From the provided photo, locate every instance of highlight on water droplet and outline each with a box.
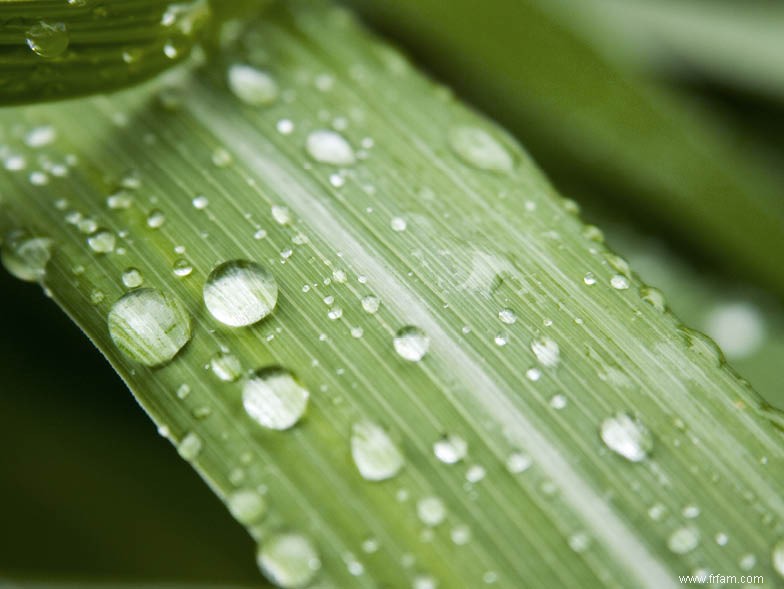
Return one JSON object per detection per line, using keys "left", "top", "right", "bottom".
{"left": 257, "top": 531, "right": 321, "bottom": 588}
{"left": 107, "top": 288, "right": 192, "bottom": 367}
{"left": 242, "top": 367, "right": 309, "bottom": 430}
{"left": 351, "top": 420, "right": 404, "bottom": 481}
{"left": 210, "top": 350, "right": 242, "bottom": 382}
{"left": 599, "top": 412, "right": 653, "bottom": 463}
{"left": 26, "top": 21, "right": 69, "bottom": 58}
{"left": 433, "top": 434, "right": 468, "bottom": 464}
{"left": 531, "top": 336, "right": 560, "bottom": 367}
{"left": 227, "top": 64, "right": 279, "bottom": 106}
{"left": 1, "top": 233, "right": 53, "bottom": 282}
{"left": 393, "top": 325, "right": 429, "bottom": 362}
{"left": 203, "top": 260, "right": 278, "bottom": 327}
{"left": 227, "top": 489, "right": 267, "bottom": 525}
{"left": 448, "top": 125, "right": 513, "bottom": 173}
{"left": 306, "top": 129, "right": 355, "bottom": 165}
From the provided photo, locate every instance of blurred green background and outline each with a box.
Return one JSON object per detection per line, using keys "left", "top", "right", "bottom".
{"left": 2, "top": 0, "right": 783, "bottom": 584}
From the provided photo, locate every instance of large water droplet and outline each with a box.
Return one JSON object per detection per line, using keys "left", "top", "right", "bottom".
{"left": 203, "top": 260, "right": 278, "bottom": 327}
{"left": 242, "top": 367, "right": 309, "bottom": 430}
{"left": 433, "top": 434, "right": 468, "bottom": 464}
{"left": 227, "top": 489, "right": 267, "bottom": 525}
{"left": 257, "top": 532, "right": 321, "bottom": 588}
{"left": 667, "top": 526, "right": 700, "bottom": 555}
{"left": 1, "top": 234, "right": 53, "bottom": 282}
{"left": 227, "top": 64, "right": 279, "bottom": 106}
{"left": 600, "top": 412, "right": 653, "bottom": 462}
{"left": 531, "top": 336, "right": 560, "bottom": 367}
{"left": 306, "top": 130, "right": 355, "bottom": 166}
{"left": 351, "top": 420, "right": 404, "bottom": 481}
{"left": 26, "top": 21, "right": 69, "bottom": 58}
{"left": 393, "top": 326, "right": 429, "bottom": 361}
{"left": 107, "top": 288, "right": 192, "bottom": 366}
{"left": 449, "top": 126, "right": 513, "bottom": 173}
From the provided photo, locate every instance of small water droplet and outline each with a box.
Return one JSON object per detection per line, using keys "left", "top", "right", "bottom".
{"left": 107, "top": 190, "right": 134, "bottom": 210}
{"left": 177, "top": 431, "right": 202, "bottom": 461}
{"left": 531, "top": 336, "right": 560, "bottom": 367}
{"left": 227, "top": 64, "right": 278, "bottom": 106}
{"left": 121, "top": 267, "right": 143, "bottom": 288}
{"left": 772, "top": 538, "right": 784, "bottom": 578}
{"left": 583, "top": 272, "right": 597, "bottom": 286}
{"left": 242, "top": 367, "right": 309, "bottom": 430}
{"left": 227, "top": 489, "right": 266, "bottom": 524}
{"left": 498, "top": 308, "right": 517, "bottom": 324}
{"left": 277, "top": 119, "right": 294, "bottom": 135}
{"left": 715, "top": 532, "right": 729, "bottom": 546}
{"left": 451, "top": 524, "right": 471, "bottom": 545}
{"left": 361, "top": 295, "right": 380, "bottom": 314}
{"left": 26, "top": 21, "right": 69, "bottom": 58}
{"left": 640, "top": 286, "right": 666, "bottom": 312}
{"left": 393, "top": 326, "right": 429, "bottom": 361}
{"left": 192, "top": 194, "right": 209, "bottom": 210}
{"left": 417, "top": 496, "right": 446, "bottom": 527}
{"left": 465, "top": 464, "right": 485, "bottom": 483}
{"left": 413, "top": 575, "right": 438, "bottom": 589}
{"left": 25, "top": 125, "right": 56, "bottom": 148}
{"left": 306, "top": 130, "right": 355, "bottom": 165}
{"left": 549, "top": 394, "right": 567, "bottom": 409}
{"left": 667, "top": 526, "right": 699, "bottom": 555}
{"left": 257, "top": 532, "right": 321, "bottom": 588}
{"left": 1, "top": 234, "right": 53, "bottom": 282}
{"left": 210, "top": 351, "right": 242, "bottom": 382}
{"left": 449, "top": 126, "right": 513, "bottom": 173}
{"left": 107, "top": 288, "right": 191, "bottom": 366}
{"left": 525, "top": 368, "right": 541, "bottom": 381}
{"left": 146, "top": 209, "right": 166, "bottom": 228}
{"left": 433, "top": 434, "right": 468, "bottom": 464}
{"left": 390, "top": 217, "right": 407, "bottom": 232}
{"left": 212, "top": 147, "right": 232, "bottom": 167}
{"left": 610, "top": 275, "right": 629, "bottom": 290}
{"left": 203, "top": 260, "right": 278, "bottom": 327}
{"left": 351, "top": 420, "right": 404, "bottom": 481}
{"left": 494, "top": 333, "right": 508, "bottom": 347}
{"left": 568, "top": 532, "right": 591, "bottom": 553}
{"left": 272, "top": 205, "right": 292, "bottom": 225}
{"left": 87, "top": 229, "right": 116, "bottom": 253}
{"left": 506, "top": 452, "right": 531, "bottom": 474}
{"left": 600, "top": 412, "right": 652, "bottom": 462}
{"left": 172, "top": 258, "right": 193, "bottom": 277}
{"left": 327, "top": 307, "right": 343, "bottom": 320}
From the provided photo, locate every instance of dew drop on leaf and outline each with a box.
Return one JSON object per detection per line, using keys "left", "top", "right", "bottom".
{"left": 227, "top": 489, "right": 267, "bottom": 525}
{"left": 257, "top": 532, "right": 321, "bottom": 588}
{"left": 506, "top": 452, "right": 532, "bottom": 474}
{"left": 351, "top": 420, "right": 404, "bottom": 481}
{"left": 498, "top": 308, "right": 517, "bottom": 324}
{"left": 600, "top": 412, "right": 653, "bottom": 462}
{"left": 242, "top": 367, "right": 309, "bottom": 430}
{"left": 640, "top": 286, "right": 666, "bottom": 312}
{"left": 177, "top": 431, "right": 202, "bottom": 461}
{"left": 393, "top": 326, "right": 429, "bottom": 361}
{"left": 306, "top": 129, "right": 355, "bottom": 165}
{"left": 203, "top": 260, "right": 278, "bottom": 327}
{"left": 361, "top": 295, "right": 380, "bottom": 314}
{"left": 87, "top": 229, "right": 116, "bottom": 254}
{"left": 26, "top": 21, "right": 69, "bottom": 58}
{"left": 433, "top": 433, "right": 468, "bottom": 464}
{"left": 1, "top": 234, "right": 53, "bottom": 282}
{"left": 667, "top": 526, "right": 700, "bottom": 555}
{"left": 210, "top": 350, "right": 242, "bottom": 382}
{"left": 121, "top": 267, "right": 143, "bottom": 288}
{"left": 417, "top": 496, "right": 446, "bottom": 527}
{"left": 448, "top": 126, "right": 513, "bottom": 173}
{"left": 772, "top": 539, "right": 784, "bottom": 578}
{"left": 146, "top": 209, "right": 166, "bottom": 228}
{"left": 531, "top": 336, "right": 560, "bottom": 368}
{"left": 107, "top": 288, "right": 192, "bottom": 366}
{"left": 227, "top": 64, "right": 279, "bottom": 106}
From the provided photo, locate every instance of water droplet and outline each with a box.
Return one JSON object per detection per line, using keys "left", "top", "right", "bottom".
{"left": 177, "top": 431, "right": 202, "bottom": 461}
{"left": 772, "top": 538, "right": 784, "bottom": 578}
{"left": 122, "top": 267, "right": 143, "bottom": 288}
{"left": 327, "top": 307, "right": 343, "bottom": 320}
{"left": 610, "top": 275, "right": 629, "bottom": 290}
{"left": 1, "top": 234, "right": 53, "bottom": 282}
{"left": 682, "top": 504, "right": 700, "bottom": 519}
{"left": 361, "top": 295, "right": 380, "bottom": 314}
{"left": 192, "top": 194, "right": 209, "bottom": 210}
{"left": 146, "top": 209, "right": 166, "bottom": 228}
{"left": 449, "top": 126, "right": 513, "bottom": 173}
{"left": 26, "top": 21, "right": 69, "bottom": 58}
{"left": 466, "top": 464, "right": 485, "bottom": 483}
{"left": 506, "top": 452, "right": 531, "bottom": 474}
{"left": 393, "top": 326, "right": 429, "bottom": 361}
{"left": 227, "top": 489, "right": 266, "bottom": 524}
{"left": 272, "top": 205, "right": 292, "bottom": 225}
{"left": 107, "top": 190, "right": 134, "bottom": 210}
{"left": 306, "top": 130, "right": 355, "bottom": 165}
{"left": 210, "top": 351, "right": 242, "bottom": 382}
{"left": 257, "top": 532, "right": 321, "bottom": 588}
{"left": 525, "top": 368, "right": 541, "bottom": 381}
{"left": 715, "top": 532, "right": 728, "bottom": 546}
{"left": 361, "top": 537, "right": 380, "bottom": 554}
{"left": 667, "top": 526, "right": 699, "bottom": 555}
{"left": 351, "top": 420, "right": 404, "bottom": 481}
{"left": 704, "top": 302, "right": 765, "bottom": 360}
{"left": 433, "top": 434, "right": 468, "bottom": 464}
{"left": 640, "top": 286, "right": 666, "bottom": 312}
{"left": 107, "top": 288, "right": 191, "bottom": 366}
{"left": 25, "top": 125, "right": 56, "bottom": 148}
{"left": 87, "top": 229, "right": 116, "bottom": 254}
{"left": 212, "top": 147, "right": 232, "bottom": 167}
{"left": 203, "top": 260, "right": 278, "bottom": 327}
{"left": 227, "top": 64, "right": 278, "bottom": 106}
{"left": 531, "top": 336, "right": 560, "bottom": 367}
{"left": 583, "top": 272, "right": 597, "bottom": 286}
{"left": 172, "top": 258, "right": 193, "bottom": 277}
{"left": 549, "top": 394, "right": 567, "bottom": 409}
{"left": 242, "top": 367, "right": 309, "bottom": 430}
{"left": 417, "top": 496, "right": 446, "bottom": 527}
{"left": 600, "top": 412, "right": 652, "bottom": 462}
{"left": 498, "top": 308, "right": 517, "bottom": 324}
{"left": 451, "top": 524, "right": 471, "bottom": 545}
{"left": 390, "top": 217, "right": 407, "bottom": 232}
{"left": 277, "top": 119, "right": 294, "bottom": 135}
{"left": 413, "top": 575, "right": 438, "bottom": 589}
{"left": 569, "top": 532, "right": 591, "bottom": 553}
{"left": 494, "top": 333, "right": 508, "bottom": 347}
